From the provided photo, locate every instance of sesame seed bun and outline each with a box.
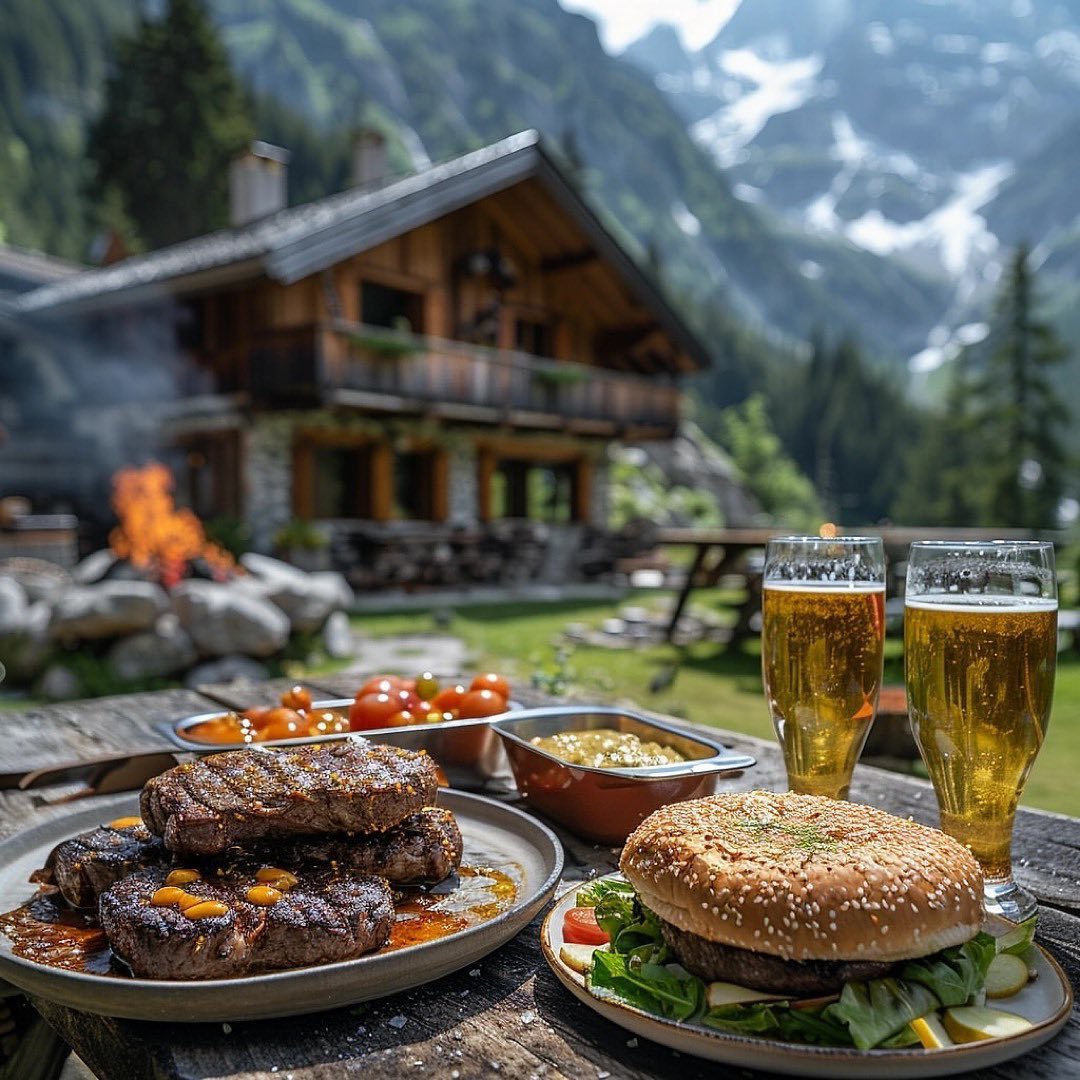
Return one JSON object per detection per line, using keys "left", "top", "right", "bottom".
{"left": 619, "top": 791, "right": 984, "bottom": 964}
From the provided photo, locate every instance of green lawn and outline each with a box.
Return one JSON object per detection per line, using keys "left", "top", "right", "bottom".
{"left": 349, "top": 589, "right": 1080, "bottom": 818}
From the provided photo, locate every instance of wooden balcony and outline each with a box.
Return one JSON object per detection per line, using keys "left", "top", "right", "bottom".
{"left": 244, "top": 321, "right": 681, "bottom": 437}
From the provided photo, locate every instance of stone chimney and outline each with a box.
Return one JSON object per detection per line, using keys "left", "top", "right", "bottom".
{"left": 351, "top": 129, "right": 387, "bottom": 189}
{"left": 229, "top": 141, "right": 290, "bottom": 227}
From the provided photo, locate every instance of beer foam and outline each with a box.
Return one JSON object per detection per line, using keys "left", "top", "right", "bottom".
{"left": 763, "top": 581, "right": 885, "bottom": 593}
{"left": 905, "top": 595, "right": 1057, "bottom": 612}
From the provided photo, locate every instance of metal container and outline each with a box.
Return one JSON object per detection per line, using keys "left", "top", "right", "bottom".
{"left": 492, "top": 707, "right": 756, "bottom": 844}
{"left": 162, "top": 700, "right": 517, "bottom": 789}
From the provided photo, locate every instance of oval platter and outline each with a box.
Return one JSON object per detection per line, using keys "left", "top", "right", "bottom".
{"left": 0, "top": 789, "right": 563, "bottom": 1022}
{"left": 541, "top": 875, "right": 1072, "bottom": 1079}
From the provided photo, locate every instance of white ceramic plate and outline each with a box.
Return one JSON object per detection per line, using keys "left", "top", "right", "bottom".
{"left": 541, "top": 876, "right": 1073, "bottom": 1079}
{"left": 0, "top": 789, "right": 563, "bottom": 1022}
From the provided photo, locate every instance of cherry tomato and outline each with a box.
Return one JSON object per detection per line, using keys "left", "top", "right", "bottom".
{"left": 458, "top": 688, "right": 508, "bottom": 719}
{"left": 432, "top": 684, "right": 467, "bottom": 712}
{"left": 408, "top": 698, "right": 433, "bottom": 720}
{"left": 260, "top": 707, "right": 306, "bottom": 741}
{"left": 349, "top": 693, "right": 405, "bottom": 731}
{"left": 385, "top": 710, "right": 417, "bottom": 727}
{"left": 563, "top": 907, "right": 609, "bottom": 946}
{"left": 356, "top": 675, "right": 402, "bottom": 697}
{"left": 280, "top": 685, "right": 312, "bottom": 712}
{"left": 416, "top": 671, "right": 439, "bottom": 700}
{"left": 241, "top": 706, "right": 273, "bottom": 731}
{"left": 470, "top": 672, "right": 511, "bottom": 700}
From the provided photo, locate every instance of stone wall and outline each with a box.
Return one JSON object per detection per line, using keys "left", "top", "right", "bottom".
{"left": 448, "top": 442, "right": 478, "bottom": 525}
{"left": 590, "top": 458, "right": 610, "bottom": 530}
{"left": 245, "top": 415, "right": 295, "bottom": 552}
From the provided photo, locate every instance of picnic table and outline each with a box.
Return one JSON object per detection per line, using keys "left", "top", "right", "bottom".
{"left": 0, "top": 674, "right": 1077, "bottom": 1079}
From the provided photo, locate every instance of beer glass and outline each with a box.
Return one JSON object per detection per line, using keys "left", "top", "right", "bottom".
{"left": 905, "top": 541, "right": 1056, "bottom": 922}
{"left": 762, "top": 537, "right": 886, "bottom": 799}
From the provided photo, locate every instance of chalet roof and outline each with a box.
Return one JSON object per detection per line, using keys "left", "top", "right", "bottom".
{"left": 15, "top": 130, "right": 709, "bottom": 370}
{"left": 0, "top": 244, "right": 83, "bottom": 296}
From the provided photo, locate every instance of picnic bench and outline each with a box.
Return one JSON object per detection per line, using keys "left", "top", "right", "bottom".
{"left": 0, "top": 675, "right": 1077, "bottom": 1079}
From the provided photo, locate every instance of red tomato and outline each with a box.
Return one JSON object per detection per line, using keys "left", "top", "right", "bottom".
{"left": 563, "top": 907, "right": 609, "bottom": 946}
{"left": 356, "top": 675, "right": 402, "bottom": 697}
{"left": 408, "top": 698, "right": 433, "bottom": 720}
{"left": 470, "top": 672, "right": 511, "bottom": 700}
{"left": 384, "top": 710, "right": 417, "bottom": 727}
{"left": 432, "top": 684, "right": 467, "bottom": 712}
{"left": 280, "top": 685, "right": 313, "bottom": 712}
{"left": 260, "top": 707, "right": 306, "bottom": 741}
{"left": 458, "top": 688, "right": 508, "bottom": 719}
{"left": 241, "top": 706, "right": 273, "bottom": 730}
{"left": 349, "top": 692, "right": 405, "bottom": 731}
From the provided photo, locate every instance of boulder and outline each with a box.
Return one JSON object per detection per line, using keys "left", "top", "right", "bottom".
{"left": 0, "top": 558, "right": 71, "bottom": 603}
{"left": 184, "top": 655, "right": 270, "bottom": 689}
{"left": 321, "top": 609, "right": 353, "bottom": 659}
{"left": 0, "top": 601, "right": 54, "bottom": 683}
{"left": 48, "top": 582, "right": 168, "bottom": 642}
{"left": 0, "top": 577, "right": 28, "bottom": 636}
{"left": 240, "top": 553, "right": 353, "bottom": 633}
{"left": 35, "top": 663, "right": 83, "bottom": 701}
{"left": 172, "top": 579, "right": 290, "bottom": 658}
{"left": 71, "top": 549, "right": 119, "bottom": 585}
{"left": 107, "top": 616, "right": 198, "bottom": 681}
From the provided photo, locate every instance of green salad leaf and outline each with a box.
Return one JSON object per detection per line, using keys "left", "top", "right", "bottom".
{"left": 576, "top": 878, "right": 635, "bottom": 909}
{"left": 822, "top": 978, "right": 941, "bottom": 1050}
{"left": 900, "top": 932, "right": 997, "bottom": 1007}
{"left": 702, "top": 1002, "right": 780, "bottom": 1036}
{"left": 995, "top": 916, "right": 1037, "bottom": 957}
{"left": 588, "top": 950, "right": 704, "bottom": 1021}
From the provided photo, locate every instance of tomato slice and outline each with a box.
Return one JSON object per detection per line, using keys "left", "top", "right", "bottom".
{"left": 562, "top": 906, "right": 609, "bottom": 946}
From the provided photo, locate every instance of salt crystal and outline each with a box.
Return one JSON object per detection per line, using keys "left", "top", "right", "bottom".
{"left": 388, "top": 1015, "right": 407, "bottom": 1030}
{"left": 469, "top": 968, "right": 481, "bottom": 977}
{"left": 221, "top": 1023, "right": 232, "bottom": 1034}
{"left": 520, "top": 1010, "right": 536, "bottom": 1025}
{"left": 626, "top": 1038, "right": 638, "bottom": 1048}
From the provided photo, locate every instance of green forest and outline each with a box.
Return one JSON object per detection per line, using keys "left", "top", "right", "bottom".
{"left": 3, "top": 0, "right": 1074, "bottom": 531}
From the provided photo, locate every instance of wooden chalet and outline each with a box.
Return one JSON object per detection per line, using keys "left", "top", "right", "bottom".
{"left": 13, "top": 131, "right": 710, "bottom": 584}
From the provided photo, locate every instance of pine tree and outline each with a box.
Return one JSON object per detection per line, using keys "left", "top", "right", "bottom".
{"left": 86, "top": 0, "right": 253, "bottom": 250}
{"left": 975, "top": 246, "right": 1070, "bottom": 529}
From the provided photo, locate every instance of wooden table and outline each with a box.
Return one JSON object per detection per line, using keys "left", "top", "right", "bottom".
{"left": 0, "top": 676, "right": 1077, "bottom": 1079}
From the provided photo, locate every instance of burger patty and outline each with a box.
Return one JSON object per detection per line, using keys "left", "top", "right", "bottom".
{"left": 661, "top": 921, "right": 895, "bottom": 997}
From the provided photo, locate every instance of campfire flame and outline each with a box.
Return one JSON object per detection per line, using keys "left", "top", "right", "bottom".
{"left": 109, "top": 463, "right": 235, "bottom": 588}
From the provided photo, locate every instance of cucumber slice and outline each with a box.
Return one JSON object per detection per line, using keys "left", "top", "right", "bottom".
{"left": 985, "top": 953, "right": 1029, "bottom": 999}
{"left": 942, "top": 1006, "right": 1034, "bottom": 1043}
{"left": 705, "top": 981, "right": 785, "bottom": 1008}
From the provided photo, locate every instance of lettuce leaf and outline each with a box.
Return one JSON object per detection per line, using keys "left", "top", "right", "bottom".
{"left": 822, "top": 978, "right": 941, "bottom": 1050}
{"left": 899, "top": 932, "right": 997, "bottom": 1007}
{"left": 995, "top": 916, "right": 1037, "bottom": 956}
{"left": 576, "top": 878, "right": 635, "bottom": 909}
{"left": 588, "top": 950, "right": 704, "bottom": 1021}
{"left": 703, "top": 1002, "right": 780, "bottom": 1036}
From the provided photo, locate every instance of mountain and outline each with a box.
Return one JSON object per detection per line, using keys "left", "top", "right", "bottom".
{"left": 1, "top": 0, "right": 950, "bottom": 370}
{"left": 625, "top": 0, "right": 1080, "bottom": 373}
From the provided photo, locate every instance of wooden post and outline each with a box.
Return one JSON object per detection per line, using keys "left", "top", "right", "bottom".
{"left": 573, "top": 457, "right": 591, "bottom": 524}
{"left": 430, "top": 449, "right": 449, "bottom": 522}
{"left": 370, "top": 441, "right": 393, "bottom": 521}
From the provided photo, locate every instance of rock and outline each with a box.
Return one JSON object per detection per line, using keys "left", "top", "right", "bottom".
{"left": 107, "top": 616, "right": 198, "bottom": 681}
{"left": 0, "top": 577, "right": 28, "bottom": 636}
{"left": 321, "top": 610, "right": 353, "bottom": 659}
{"left": 0, "top": 558, "right": 71, "bottom": 603}
{"left": 240, "top": 553, "right": 353, "bottom": 633}
{"left": 35, "top": 663, "right": 83, "bottom": 701}
{"left": 184, "top": 655, "right": 270, "bottom": 689}
{"left": 0, "top": 601, "right": 54, "bottom": 683}
{"left": 48, "top": 582, "right": 169, "bottom": 642}
{"left": 172, "top": 579, "right": 290, "bottom": 658}
{"left": 71, "top": 549, "right": 119, "bottom": 585}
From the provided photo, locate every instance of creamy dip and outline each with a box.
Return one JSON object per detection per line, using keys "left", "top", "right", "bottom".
{"left": 530, "top": 729, "right": 686, "bottom": 768}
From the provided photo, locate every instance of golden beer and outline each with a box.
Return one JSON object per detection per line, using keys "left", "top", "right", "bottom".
{"left": 762, "top": 584, "right": 885, "bottom": 799}
{"left": 904, "top": 596, "right": 1056, "bottom": 882}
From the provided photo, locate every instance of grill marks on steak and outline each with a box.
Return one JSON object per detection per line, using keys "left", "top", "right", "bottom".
{"left": 100, "top": 865, "right": 393, "bottom": 979}
{"left": 34, "top": 808, "right": 463, "bottom": 908}
{"left": 660, "top": 921, "right": 895, "bottom": 997}
{"left": 141, "top": 741, "right": 439, "bottom": 856}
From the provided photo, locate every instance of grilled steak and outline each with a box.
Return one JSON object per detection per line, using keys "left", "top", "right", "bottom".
{"left": 661, "top": 922, "right": 895, "bottom": 997}
{"left": 141, "top": 740, "right": 439, "bottom": 856}
{"left": 100, "top": 864, "right": 393, "bottom": 979}
{"left": 35, "top": 808, "right": 463, "bottom": 908}
{"left": 30, "top": 822, "right": 166, "bottom": 909}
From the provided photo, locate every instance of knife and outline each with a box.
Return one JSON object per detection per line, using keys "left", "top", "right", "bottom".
{"left": 17, "top": 750, "right": 187, "bottom": 800}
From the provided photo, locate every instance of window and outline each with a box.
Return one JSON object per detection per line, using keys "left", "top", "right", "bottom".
{"left": 393, "top": 450, "right": 436, "bottom": 520}
{"left": 491, "top": 459, "right": 575, "bottom": 522}
{"left": 312, "top": 445, "right": 373, "bottom": 518}
{"left": 361, "top": 282, "right": 424, "bottom": 333}
{"left": 515, "top": 319, "right": 552, "bottom": 357}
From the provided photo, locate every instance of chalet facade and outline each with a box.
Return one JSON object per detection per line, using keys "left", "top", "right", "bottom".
{"left": 12, "top": 132, "right": 709, "bottom": 581}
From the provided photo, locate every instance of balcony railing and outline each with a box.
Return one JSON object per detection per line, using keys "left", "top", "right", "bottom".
{"left": 246, "top": 321, "right": 681, "bottom": 435}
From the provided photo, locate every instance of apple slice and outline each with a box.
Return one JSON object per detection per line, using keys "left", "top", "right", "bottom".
{"left": 910, "top": 1013, "right": 955, "bottom": 1049}
{"left": 942, "top": 1006, "right": 1034, "bottom": 1043}
{"left": 559, "top": 942, "right": 600, "bottom": 975}
{"left": 985, "top": 953, "right": 1030, "bottom": 999}
{"left": 706, "top": 981, "right": 785, "bottom": 1008}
